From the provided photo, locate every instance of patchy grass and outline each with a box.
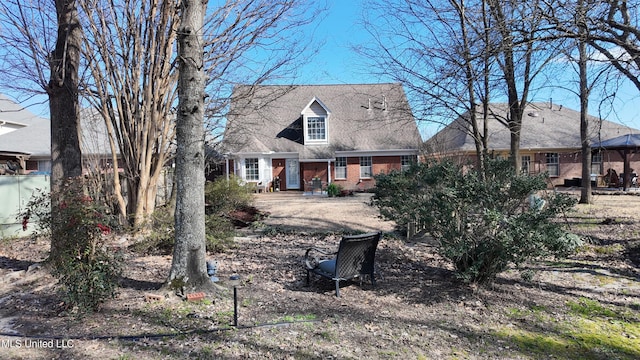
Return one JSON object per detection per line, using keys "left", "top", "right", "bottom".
{"left": 497, "top": 297, "right": 640, "bottom": 360}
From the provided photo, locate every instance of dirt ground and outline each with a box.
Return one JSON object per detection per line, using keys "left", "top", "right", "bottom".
{"left": 253, "top": 192, "right": 396, "bottom": 233}
{"left": 0, "top": 191, "right": 639, "bottom": 359}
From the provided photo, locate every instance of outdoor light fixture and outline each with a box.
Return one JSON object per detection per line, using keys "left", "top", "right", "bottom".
{"left": 229, "top": 274, "right": 241, "bottom": 327}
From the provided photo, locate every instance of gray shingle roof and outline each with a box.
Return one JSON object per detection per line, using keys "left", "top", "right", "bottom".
{"left": 0, "top": 94, "right": 116, "bottom": 158}
{"left": 222, "top": 83, "right": 422, "bottom": 159}
{"left": 425, "top": 102, "right": 640, "bottom": 153}
{"left": 0, "top": 94, "right": 50, "bottom": 157}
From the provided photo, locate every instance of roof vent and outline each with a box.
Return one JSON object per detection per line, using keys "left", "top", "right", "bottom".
{"left": 528, "top": 111, "right": 539, "bottom": 117}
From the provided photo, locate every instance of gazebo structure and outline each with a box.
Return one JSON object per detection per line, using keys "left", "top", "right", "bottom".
{"left": 594, "top": 133, "right": 640, "bottom": 191}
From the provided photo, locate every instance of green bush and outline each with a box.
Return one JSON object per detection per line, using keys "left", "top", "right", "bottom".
{"left": 205, "top": 175, "right": 253, "bottom": 215}
{"left": 21, "top": 179, "right": 122, "bottom": 312}
{"left": 135, "top": 176, "right": 254, "bottom": 255}
{"left": 205, "top": 214, "right": 236, "bottom": 253}
{"left": 131, "top": 206, "right": 175, "bottom": 255}
{"left": 326, "top": 183, "right": 342, "bottom": 197}
{"left": 372, "top": 158, "right": 580, "bottom": 284}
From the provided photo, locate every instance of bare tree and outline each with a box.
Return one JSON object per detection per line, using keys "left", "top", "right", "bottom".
{"left": 359, "top": 0, "right": 497, "bottom": 172}
{"left": 485, "top": 0, "right": 563, "bottom": 172}
{"left": 589, "top": 0, "right": 640, "bottom": 91}
{"left": 201, "top": 0, "right": 322, "bottom": 146}
{"left": 78, "top": 0, "right": 319, "bottom": 229}
{"left": 542, "top": 0, "right": 628, "bottom": 200}
{"left": 0, "top": 1, "right": 83, "bottom": 186}
{"left": 585, "top": 0, "right": 640, "bottom": 190}
{"left": 0, "top": 0, "right": 84, "bottom": 261}
{"left": 79, "top": 0, "right": 179, "bottom": 228}
{"left": 167, "top": 0, "right": 321, "bottom": 291}
{"left": 0, "top": 1, "right": 55, "bottom": 96}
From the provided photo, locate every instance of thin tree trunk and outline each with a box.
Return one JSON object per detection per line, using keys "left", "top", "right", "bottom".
{"left": 578, "top": 2, "right": 593, "bottom": 204}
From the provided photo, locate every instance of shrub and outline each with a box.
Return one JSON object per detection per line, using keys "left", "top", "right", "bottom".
{"left": 326, "top": 183, "right": 342, "bottom": 197}
{"left": 203, "top": 175, "right": 256, "bottom": 252}
{"left": 372, "top": 158, "right": 580, "bottom": 284}
{"left": 20, "top": 179, "right": 122, "bottom": 312}
{"left": 205, "top": 175, "right": 253, "bottom": 215}
{"left": 134, "top": 176, "right": 254, "bottom": 255}
{"left": 131, "top": 206, "right": 175, "bottom": 255}
{"left": 19, "top": 187, "right": 52, "bottom": 237}
{"left": 205, "top": 214, "right": 236, "bottom": 252}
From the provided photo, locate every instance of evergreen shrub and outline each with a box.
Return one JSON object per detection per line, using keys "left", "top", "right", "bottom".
{"left": 372, "top": 159, "right": 580, "bottom": 284}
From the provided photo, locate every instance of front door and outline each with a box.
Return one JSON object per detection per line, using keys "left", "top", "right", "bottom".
{"left": 286, "top": 159, "right": 300, "bottom": 189}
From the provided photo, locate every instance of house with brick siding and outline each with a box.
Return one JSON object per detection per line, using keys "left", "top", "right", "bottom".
{"left": 221, "top": 83, "right": 422, "bottom": 191}
{"left": 424, "top": 102, "right": 640, "bottom": 188}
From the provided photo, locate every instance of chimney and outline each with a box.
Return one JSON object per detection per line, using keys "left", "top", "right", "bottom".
{"left": 382, "top": 95, "right": 387, "bottom": 111}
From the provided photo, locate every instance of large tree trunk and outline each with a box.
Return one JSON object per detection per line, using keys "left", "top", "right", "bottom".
{"left": 48, "top": 0, "right": 83, "bottom": 262}
{"left": 167, "top": 0, "right": 212, "bottom": 292}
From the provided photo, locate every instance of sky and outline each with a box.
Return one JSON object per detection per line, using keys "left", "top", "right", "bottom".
{"left": 291, "top": 0, "right": 640, "bottom": 139}
{"left": 3, "top": 0, "right": 640, "bottom": 140}
{"left": 288, "top": 0, "right": 373, "bottom": 85}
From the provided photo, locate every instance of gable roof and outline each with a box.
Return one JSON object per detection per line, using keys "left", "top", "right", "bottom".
{"left": 425, "top": 102, "right": 640, "bottom": 154}
{"left": 222, "top": 83, "right": 422, "bottom": 160}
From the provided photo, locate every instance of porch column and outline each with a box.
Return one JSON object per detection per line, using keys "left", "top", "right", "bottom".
{"left": 327, "top": 160, "right": 331, "bottom": 184}
{"left": 225, "top": 157, "right": 230, "bottom": 181}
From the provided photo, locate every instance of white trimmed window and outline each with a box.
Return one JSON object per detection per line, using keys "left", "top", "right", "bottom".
{"left": 521, "top": 155, "right": 531, "bottom": 174}
{"left": 360, "top": 156, "right": 372, "bottom": 178}
{"left": 307, "top": 116, "right": 326, "bottom": 141}
{"left": 335, "top": 157, "right": 347, "bottom": 179}
{"left": 302, "top": 98, "right": 330, "bottom": 144}
{"left": 401, "top": 155, "right": 414, "bottom": 171}
{"left": 546, "top": 153, "right": 559, "bottom": 177}
{"left": 245, "top": 158, "right": 259, "bottom": 181}
{"left": 591, "top": 151, "right": 602, "bottom": 175}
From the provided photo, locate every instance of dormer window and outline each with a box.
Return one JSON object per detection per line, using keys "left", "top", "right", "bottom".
{"left": 302, "top": 97, "right": 330, "bottom": 145}
{"left": 307, "top": 116, "right": 326, "bottom": 141}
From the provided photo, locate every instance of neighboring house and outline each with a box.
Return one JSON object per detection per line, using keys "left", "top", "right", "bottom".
{"left": 0, "top": 93, "right": 117, "bottom": 175}
{"left": 424, "top": 102, "right": 640, "bottom": 187}
{"left": 0, "top": 94, "right": 51, "bottom": 174}
{"left": 221, "top": 83, "right": 422, "bottom": 191}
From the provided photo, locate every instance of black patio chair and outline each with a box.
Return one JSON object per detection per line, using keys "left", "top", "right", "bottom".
{"left": 304, "top": 231, "right": 382, "bottom": 297}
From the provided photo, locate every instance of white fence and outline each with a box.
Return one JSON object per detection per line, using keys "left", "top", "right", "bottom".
{"left": 0, "top": 175, "right": 49, "bottom": 238}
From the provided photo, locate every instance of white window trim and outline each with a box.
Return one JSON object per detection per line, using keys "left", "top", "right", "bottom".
{"left": 304, "top": 115, "right": 328, "bottom": 144}
{"left": 238, "top": 156, "right": 272, "bottom": 184}
{"left": 244, "top": 158, "right": 260, "bottom": 181}
{"left": 301, "top": 97, "right": 331, "bottom": 145}
{"left": 521, "top": 155, "right": 531, "bottom": 174}
{"left": 335, "top": 157, "right": 347, "bottom": 179}
{"left": 401, "top": 155, "right": 415, "bottom": 171}
{"left": 360, "top": 156, "right": 372, "bottom": 179}
{"left": 546, "top": 153, "right": 559, "bottom": 177}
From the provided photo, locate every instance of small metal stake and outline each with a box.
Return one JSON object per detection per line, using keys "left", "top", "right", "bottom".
{"left": 229, "top": 274, "right": 241, "bottom": 327}
{"left": 233, "top": 286, "right": 238, "bottom": 327}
